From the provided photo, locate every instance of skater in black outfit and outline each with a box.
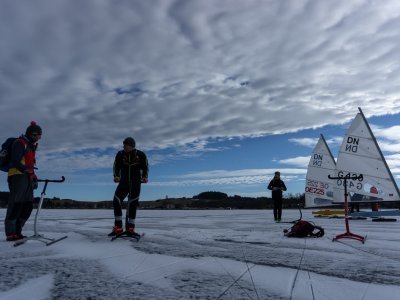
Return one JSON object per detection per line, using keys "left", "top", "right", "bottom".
{"left": 108, "top": 137, "right": 148, "bottom": 237}
{"left": 267, "top": 171, "right": 287, "bottom": 222}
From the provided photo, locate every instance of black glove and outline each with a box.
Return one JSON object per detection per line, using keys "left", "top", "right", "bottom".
{"left": 29, "top": 173, "right": 38, "bottom": 190}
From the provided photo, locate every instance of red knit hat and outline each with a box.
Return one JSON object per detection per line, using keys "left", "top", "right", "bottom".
{"left": 26, "top": 121, "right": 42, "bottom": 136}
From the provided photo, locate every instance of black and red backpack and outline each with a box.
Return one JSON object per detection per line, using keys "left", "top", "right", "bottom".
{"left": 0, "top": 137, "right": 19, "bottom": 172}
{"left": 284, "top": 220, "right": 324, "bottom": 238}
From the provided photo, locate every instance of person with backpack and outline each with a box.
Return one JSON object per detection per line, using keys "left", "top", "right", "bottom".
{"left": 4, "top": 121, "right": 42, "bottom": 241}
{"left": 108, "top": 137, "right": 148, "bottom": 237}
{"left": 267, "top": 171, "right": 287, "bottom": 222}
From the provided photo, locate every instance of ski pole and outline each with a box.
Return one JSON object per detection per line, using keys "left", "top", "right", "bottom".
{"left": 33, "top": 176, "right": 65, "bottom": 236}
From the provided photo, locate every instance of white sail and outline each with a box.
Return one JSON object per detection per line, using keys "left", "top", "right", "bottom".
{"left": 333, "top": 108, "right": 400, "bottom": 203}
{"left": 305, "top": 134, "right": 337, "bottom": 207}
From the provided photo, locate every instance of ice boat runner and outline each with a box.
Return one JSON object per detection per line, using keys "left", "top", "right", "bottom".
{"left": 333, "top": 108, "right": 400, "bottom": 218}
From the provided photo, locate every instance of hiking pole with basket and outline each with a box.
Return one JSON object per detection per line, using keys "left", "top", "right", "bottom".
{"left": 14, "top": 176, "right": 68, "bottom": 247}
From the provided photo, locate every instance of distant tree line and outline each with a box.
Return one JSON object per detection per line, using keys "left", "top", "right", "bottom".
{"left": 0, "top": 190, "right": 305, "bottom": 209}
{"left": 187, "top": 192, "right": 305, "bottom": 209}
{"left": 1, "top": 190, "right": 399, "bottom": 210}
{"left": 195, "top": 191, "right": 228, "bottom": 200}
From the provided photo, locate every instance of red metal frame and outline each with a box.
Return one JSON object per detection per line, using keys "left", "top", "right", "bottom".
{"left": 329, "top": 174, "right": 365, "bottom": 243}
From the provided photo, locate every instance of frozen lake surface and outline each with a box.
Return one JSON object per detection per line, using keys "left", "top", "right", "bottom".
{"left": 1, "top": 208, "right": 399, "bottom": 300}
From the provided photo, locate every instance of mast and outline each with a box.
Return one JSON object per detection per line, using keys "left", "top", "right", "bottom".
{"left": 320, "top": 134, "right": 336, "bottom": 166}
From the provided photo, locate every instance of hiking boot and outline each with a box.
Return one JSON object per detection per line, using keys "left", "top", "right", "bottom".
{"left": 6, "top": 234, "right": 20, "bottom": 242}
{"left": 108, "top": 226, "right": 123, "bottom": 237}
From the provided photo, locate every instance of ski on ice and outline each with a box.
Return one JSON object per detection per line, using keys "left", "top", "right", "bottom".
{"left": 110, "top": 231, "right": 144, "bottom": 242}
{"left": 14, "top": 235, "right": 68, "bottom": 247}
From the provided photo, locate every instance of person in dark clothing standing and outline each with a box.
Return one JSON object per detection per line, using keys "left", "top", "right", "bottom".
{"left": 267, "top": 171, "right": 287, "bottom": 222}
{"left": 108, "top": 137, "right": 148, "bottom": 236}
{"left": 4, "top": 121, "right": 41, "bottom": 241}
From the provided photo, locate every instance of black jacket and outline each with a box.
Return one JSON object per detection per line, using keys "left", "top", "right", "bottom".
{"left": 267, "top": 179, "right": 287, "bottom": 198}
{"left": 113, "top": 149, "right": 148, "bottom": 183}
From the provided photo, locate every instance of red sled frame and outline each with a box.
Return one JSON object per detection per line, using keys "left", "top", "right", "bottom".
{"left": 328, "top": 174, "right": 366, "bottom": 243}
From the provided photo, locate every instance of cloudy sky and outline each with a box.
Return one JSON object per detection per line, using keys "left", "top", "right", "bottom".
{"left": 1, "top": 0, "right": 400, "bottom": 201}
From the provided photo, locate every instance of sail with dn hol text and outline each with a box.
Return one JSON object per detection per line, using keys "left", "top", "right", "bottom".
{"left": 332, "top": 108, "right": 400, "bottom": 204}
{"left": 305, "top": 134, "right": 337, "bottom": 208}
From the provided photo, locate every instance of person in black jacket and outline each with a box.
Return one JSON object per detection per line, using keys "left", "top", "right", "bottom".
{"left": 267, "top": 171, "right": 287, "bottom": 222}
{"left": 108, "top": 137, "right": 148, "bottom": 236}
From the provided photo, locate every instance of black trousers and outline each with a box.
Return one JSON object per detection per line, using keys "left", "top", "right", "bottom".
{"left": 273, "top": 197, "right": 282, "bottom": 221}
{"left": 113, "top": 180, "right": 141, "bottom": 229}
{"left": 4, "top": 175, "right": 34, "bottom": 236}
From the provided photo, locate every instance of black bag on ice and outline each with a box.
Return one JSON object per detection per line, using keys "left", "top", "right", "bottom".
{"left": 284, "top": 220, "right": 324, "bottom": 238}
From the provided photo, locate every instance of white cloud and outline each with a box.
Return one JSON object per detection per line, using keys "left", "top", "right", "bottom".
{"left": 288, "top": 138, "right": 319, "bottom": 148}
{"left": 376, "top": 141, "right": 400, "bottom": 153}
{"left": 385, "top": 154, "right": 400, "bottom": 172}
{"left": 36, "top": 150, "right": 115, "bottom": 173}
{"left": 149, "top": 176, "right": 269, "bottom": 187}
{"left": 177, "top": 168, "right": 306, "bottom": 179}
{"left": 326, "top": 137, "right": 346, "bottom": 146}
{"left": 278, "top": 156, "right": 310, "bottom": 168}
{"left": 372, "top": 125, "right": 400, "bottom": 141}
{"left": 148, "top": 168, "right": 306, "bottom": 187}
{"left": 369, "top": 124, "right": 400, "bottom": 153}
{"left": 1, "top": 0, "right": 400, "bottom": 155}
{"left": 288, "top": 136, "right": 343, "bottom": 148}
